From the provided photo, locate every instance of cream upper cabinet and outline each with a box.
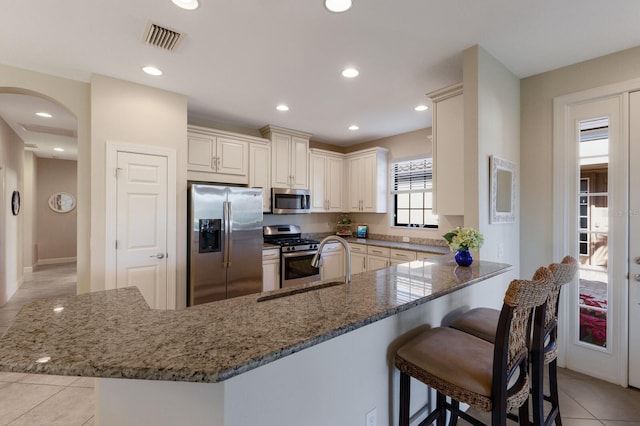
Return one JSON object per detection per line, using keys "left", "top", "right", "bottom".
{"left": 187, "top": 125, "right": 264, "bottom": 185}
{"left": 345, "top": 147, "right": 388, "bottom": 213}
{"left": 260, "top": 125, "right": 311, "bottom": 190}
{"left": 249, "top": 142, "right": 271, "bottom": 212}
{"left": 427, "top": 83, "right": 464, "bottom": 216}
{"left": 309, "top": 149, "right": 343, "bottom": 212}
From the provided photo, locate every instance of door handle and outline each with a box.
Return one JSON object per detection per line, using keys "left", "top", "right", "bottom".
{"left": 150, "top": 253, "right": 165, "bottom": 259}
{"left": 635, "top": 256, "right": 640, "bottom": 265}
{"left": 635, "top": 274, "right": 640, "bottom": 282}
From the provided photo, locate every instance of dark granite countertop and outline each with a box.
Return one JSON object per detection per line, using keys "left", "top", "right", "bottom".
{"left": 0, "top": 257, "right": 509, "bottom": 383}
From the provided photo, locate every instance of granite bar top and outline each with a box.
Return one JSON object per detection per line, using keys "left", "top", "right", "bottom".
{"left": 0, "top": 257, "right": 509, "bottom": 383}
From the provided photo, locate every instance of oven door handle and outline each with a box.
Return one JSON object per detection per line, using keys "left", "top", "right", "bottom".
{"left": 282, "top": 250, "right": 318, "bottom": 259}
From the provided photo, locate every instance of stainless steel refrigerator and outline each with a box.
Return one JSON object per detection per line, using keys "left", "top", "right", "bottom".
{"left": 188, "top": 183, "right": 263, "bottom": 306}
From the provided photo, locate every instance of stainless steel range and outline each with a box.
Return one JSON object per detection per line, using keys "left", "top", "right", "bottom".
{"left": 263, "top": 225, "right": 320, "bottom": 288}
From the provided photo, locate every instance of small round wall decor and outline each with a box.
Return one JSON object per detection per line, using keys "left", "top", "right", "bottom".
{"left": 11, "top": 190, "right": 20, "bottom": 216}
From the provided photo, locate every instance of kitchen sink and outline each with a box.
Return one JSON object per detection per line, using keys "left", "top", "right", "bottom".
{"left": 256, "top": 281, "right": 345, "bottom": 302}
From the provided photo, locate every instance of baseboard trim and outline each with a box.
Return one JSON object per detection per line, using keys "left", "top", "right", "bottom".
{"left": 24, "top": 266, "right": 34, "bottom": 274}
{"left": 37, "top": 257, "right": 77, "bottom": 266}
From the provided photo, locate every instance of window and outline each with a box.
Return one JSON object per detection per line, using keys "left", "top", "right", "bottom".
{"left": 392, "top": 157, "right": 438, "bottom": 228}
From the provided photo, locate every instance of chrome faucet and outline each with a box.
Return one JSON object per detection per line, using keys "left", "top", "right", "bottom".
{"left": 311, "top": 235, "right": 352, "bottom": 284}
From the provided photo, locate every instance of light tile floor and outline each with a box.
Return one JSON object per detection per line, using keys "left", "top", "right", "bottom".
{"left": 1, "top": 264, "right": 640, "bottom": 425}
{"left": 0, "top": 263, "right": 94, "bottom": 426}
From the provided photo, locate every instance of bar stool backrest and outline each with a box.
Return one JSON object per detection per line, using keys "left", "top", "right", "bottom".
{"left": 493, "top": 266, "right": 554, "bottom": 411}
{"left": 546, "top": 256, "right": 579, "bottom": 329}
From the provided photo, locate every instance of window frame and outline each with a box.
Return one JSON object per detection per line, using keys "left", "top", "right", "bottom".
{"left": 391, "top": 157, "right": 438, "bottom": 229}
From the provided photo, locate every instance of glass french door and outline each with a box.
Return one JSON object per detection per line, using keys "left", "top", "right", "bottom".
{"left": 561, "top": 95, "right": 627, "bottom": 385}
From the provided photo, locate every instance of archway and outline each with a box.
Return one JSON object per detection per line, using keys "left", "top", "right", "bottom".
{"left": 0, "top": 86, "right": 79, "bottom": 304}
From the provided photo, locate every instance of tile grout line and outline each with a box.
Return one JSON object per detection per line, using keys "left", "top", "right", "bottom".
{"left": 4, "top": 383, "right": 67, "bottom": 426}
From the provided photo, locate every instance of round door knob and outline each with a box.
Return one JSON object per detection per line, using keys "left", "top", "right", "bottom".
{"left": 635, "top": 256, "right": 640, "bottom": 265}
{"left": 635, "top": 274, "right": 640, "bottom": 282}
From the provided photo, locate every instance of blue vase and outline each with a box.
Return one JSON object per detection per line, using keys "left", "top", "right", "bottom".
{"left": 455, "top": 249, "right": 473, "bottom": 267}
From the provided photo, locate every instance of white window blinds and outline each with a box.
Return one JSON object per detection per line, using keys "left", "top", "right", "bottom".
{"left": 391, "top": 158, "right": 433, "bottom": 193}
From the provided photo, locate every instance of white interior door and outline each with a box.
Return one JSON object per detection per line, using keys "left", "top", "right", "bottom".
{"left": 628, "top": 91, "right": 640, "bottom": 387}
{"left": 116, "top": 151, "right": 168, "bottom": 309}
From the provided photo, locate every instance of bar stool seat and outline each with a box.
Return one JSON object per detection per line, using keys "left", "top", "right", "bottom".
{"left": 394, "top": 267, "right": 554, "bottom": 426}
{"left": 396, "top": 327, "right": 528, "bottom": 412}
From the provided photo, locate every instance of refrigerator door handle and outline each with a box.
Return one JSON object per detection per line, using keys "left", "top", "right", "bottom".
{"left": 223, "top": 201, "right": 230, "bottom": 268}
{"left": 226, "top": 201, "right": 233, "bottom": 267}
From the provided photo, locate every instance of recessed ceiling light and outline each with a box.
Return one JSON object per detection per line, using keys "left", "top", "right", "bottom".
{"left": 53, "top": 306, "right": 64, "bottom": 313}
{"left": 36, "top": 356, "right": 51, "bottom": 364}
{"left": 171, "top": 0, "right": 199, "bottom": 10}
{"left": 276, "top": 104, "right": 289, "bottom": 112}
{"left": 36, "top": 112, "right": 52, "bottom": 118}
{"left": 142, "top": 66, "right": 163, "bottom": 76}
{"left": 341, "top": 68, "right": 359, "bottom": 78}
{"left": 54, "top": 147, "right": 65, "bottom": 152}
{"left": 325, "top": 0, "right": 352, "bottom": 13}
{"left": 348, "top": 125, "right": 359, "bottom": 131}
{"left": 415, "top": 105, "right": 429, "bottom": 112}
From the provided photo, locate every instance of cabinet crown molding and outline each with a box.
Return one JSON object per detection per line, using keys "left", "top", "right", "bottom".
{"left": 344, "top": 146, "right": 389, "bottom": 158}
{"left": 259, "top": 125, "right": 312, "bottom": 140}
{"left": 309, "top": 148, "right": 344, "bottom": 157}
{"left": 187, "top": 124, "right": 269, "bottom": 144}
{"left": 426, "top": 83, "right": 463, "bottom": 103}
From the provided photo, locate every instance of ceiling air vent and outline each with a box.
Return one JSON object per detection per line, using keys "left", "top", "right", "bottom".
{"left": 143, "top": 22, "right": 184, "bottom": 51}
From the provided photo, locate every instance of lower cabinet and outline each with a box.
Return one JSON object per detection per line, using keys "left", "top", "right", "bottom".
{"left": 262, "top": 248, "right": 280, "bottom": 292}
{"left": 350, "top": 244, "right": 367, "bottom": 275}
{"left": 367, "top": 246, "right": 390, "bottom": 272}
{"left": 349, "top": 243, "right": 439, "bottom": 274}
{"left": 367, "top": 255, "right": 389, "bottom": 271}
{"left": 319, "top": 243, "right": 345, "bottom": 281}
{"left": 389, "top": 249, "right": 418, "bottom": 265}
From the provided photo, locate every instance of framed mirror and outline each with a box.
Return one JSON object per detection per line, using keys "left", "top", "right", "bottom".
{"left": 48, "top": 192, "right": 76, "bottom": 213}
{"left": 490, "top": 155, "right": 516, "bottom": 224}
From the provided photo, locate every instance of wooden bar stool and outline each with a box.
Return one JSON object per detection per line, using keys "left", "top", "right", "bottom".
{"left": 449, "top": 256, "right": 578, "bottom": 425}
{"left": 394, "top": 267, "right": 553, "bottom": 426}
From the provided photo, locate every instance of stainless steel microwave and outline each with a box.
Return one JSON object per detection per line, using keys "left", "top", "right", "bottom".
{"left": 271, "top": 188, "right": 311, "bottom": 214}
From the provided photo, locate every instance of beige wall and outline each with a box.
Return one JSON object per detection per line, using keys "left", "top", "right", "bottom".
{"left": 36, "top": 158, "right": 77, "bottom": 262}
{"left": 0, "top": 64, "right": 90, "bottom": 294}
{"left": 90, "top": 74, "right": 188, "bottom": 306}
{"left": 23, "top": 151, "right": 37, "bottom": 270}
{"left": 0, "top": 117, "right": 24, "bottom": 305}
{"left": 463, "top": 46, "right": 521, "bottom": 278}
{"left": 520, "top": 45, "right": 640, "bottom": 278}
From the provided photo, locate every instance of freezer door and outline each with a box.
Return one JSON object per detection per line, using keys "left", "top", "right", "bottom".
{"left": 189, "top": 184, "right": 227, "bottom": 305}
{"left": 226, "top": 187, "right": 264, "bottom": 299}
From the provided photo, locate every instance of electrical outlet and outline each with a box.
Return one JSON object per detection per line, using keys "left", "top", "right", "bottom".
{"left": 365, "top": 408, "right": 377, "bottom": 426}
{"left": 402, "top": 236, "right": 410, "bottom": 242}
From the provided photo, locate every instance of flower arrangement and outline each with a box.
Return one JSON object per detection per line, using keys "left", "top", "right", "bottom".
{"left": 443, "top": 227, "right": 484, "bottom": 252}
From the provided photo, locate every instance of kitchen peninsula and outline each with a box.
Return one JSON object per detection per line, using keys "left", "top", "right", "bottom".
{"left": 0, "top": 257, "right": 510, "bottom": 425}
